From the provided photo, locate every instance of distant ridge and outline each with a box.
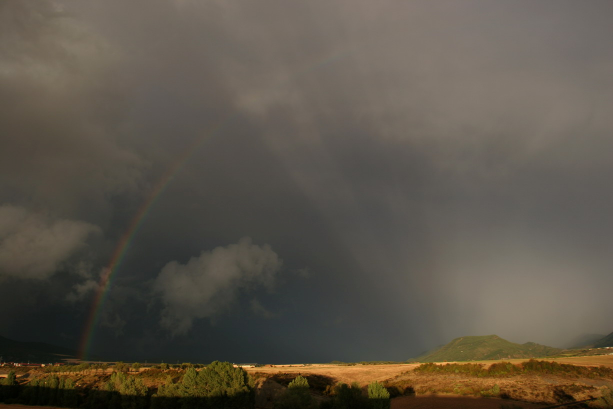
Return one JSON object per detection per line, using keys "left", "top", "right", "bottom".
{"left": 414, "top": 335, "right": 561, "bottom": 362}
{"left": 0, "top": 335, "right": 79, "bottom": 363}
{"left": 593, "top": 332, "right": 613, "bottom": 348}
{"left": 566, "top": 333, "right": 606, "bottom": 349}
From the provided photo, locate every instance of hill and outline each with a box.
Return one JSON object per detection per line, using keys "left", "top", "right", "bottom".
{"left": 414, "top": 335, "right": 562, "bottom": 362}
{"left": 0, "top": 334, "right": 78, "bottom": 363}
{"left": 593, "top": 332, "right": 613, "bottom": 348}
{"left": 566, "top": 333, "right": 606, "bottom": 349}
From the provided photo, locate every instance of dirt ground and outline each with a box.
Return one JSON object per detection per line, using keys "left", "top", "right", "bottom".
{"left": 390, "top": 395, "right": 546, "bottom": 409}
{"left": 0, "top": 397, "right": 544, "bottom": 409}
{"left": 0, "top": 405, "right": 66, "bottom": 409}
{"left": 454, "top": 355, "right": 613, "bottom": 369}
{"left": 542, "top": 355, "right": 613, "bottom": 368}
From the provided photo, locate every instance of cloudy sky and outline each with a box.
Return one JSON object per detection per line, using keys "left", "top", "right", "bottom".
{"left": 1, "top": 0, "right": 613, "bottom": 363}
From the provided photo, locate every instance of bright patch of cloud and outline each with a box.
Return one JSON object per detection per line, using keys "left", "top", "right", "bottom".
{"left": 154, "top": 237, "right": 282, "bottom": 335}
{"left": 0, "top": 205, "right": 100, "bottom": 280}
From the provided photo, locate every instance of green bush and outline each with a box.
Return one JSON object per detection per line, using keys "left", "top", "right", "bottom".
{"left": 150, "top": 361, "right": 255, "bottom": 409}
{"left": 275, "top": 376, "right": 317, "bottom": 409}
{"left": 367, "top": 381, "right": 390, "bottom": 409}
{"left": 0, "top": 371, "right": 18, "bottom": 402}
{"left": 480, "top": 384, "right": 501, "bottom": 398}
{"left": 288, "top": 375, "right": 310, "bottom": 389}
{"left": 324, "top": 383, "right": 369, "bottom": 409}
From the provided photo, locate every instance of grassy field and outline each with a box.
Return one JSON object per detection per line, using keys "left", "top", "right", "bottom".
{"left": 246, "top": 363, "right": 419, "bottom": 386}
{"left": 245, "top": 355, "right": 613, "bottom": 385}
{"left": 453, "top": 355, "right": 613, "bottom": 369}
{"left": 247, "top": 356, "right": 613, "bottom": 407}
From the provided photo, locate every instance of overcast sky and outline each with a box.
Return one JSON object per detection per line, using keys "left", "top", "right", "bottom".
{"left": 1, "top": 0, "right": 613, "bottom": 363}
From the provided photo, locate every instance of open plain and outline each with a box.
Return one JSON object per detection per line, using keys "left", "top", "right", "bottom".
{"left": 246, "top": 363, "right": 420, "bottom": 386}
{"left": 246, "top": 356, "right": 613, "bottom": 408}
{"left": 1, "top": 356, "right": 612, "bottom": 408}
{"left": 246, "top": 355, "right": 613, "bottom": 386}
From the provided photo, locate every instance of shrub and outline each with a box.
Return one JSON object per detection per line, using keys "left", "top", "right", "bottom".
{"left": 114, "top": 361, "right": 130, "bottom": 373}
{"left": 368, "top": 381, "right": 390, "bottom": 409}
{"left": 151, "top": 361, "right": 255, "bottom": 409}
{"left": 288, "top": 375, "right": 310, "bottom": 389}
{"left": 327, "top": 383, "right": 369, "bottom": 409}
{"left": 599, "top": 386, "right": 613, "bottom": 408}
{"left": 480, "top": 384, "right": 501, "bottom": 398}
{"left": 275, "top": 376, "right": 317, "bottom": 409}
{"left": 414, "top": 360, "right": 613, "bottom": 379}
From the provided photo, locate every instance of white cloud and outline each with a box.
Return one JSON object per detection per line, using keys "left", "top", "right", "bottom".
{"left": 153, "top": 237, "right": 282, "bottom": 335}
{"left": 0, "top": 205, "right": 100, "bottom": 280}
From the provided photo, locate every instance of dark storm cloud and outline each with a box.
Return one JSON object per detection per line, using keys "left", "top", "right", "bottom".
{"left": 0, "top": 1, "right": 145, "bottom": 223}
{"left": 2, "top": 0, "right": 613, "bottom": 360}
{"left": 0, "top": 1, "right": 144, "bottom": 284}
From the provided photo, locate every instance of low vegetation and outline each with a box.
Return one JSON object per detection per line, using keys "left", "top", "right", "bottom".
{"left": 0, "top": 361, "right": 255, "bottom": 409}
{"left": 414, "top": 359, "right": 613, "bottom": 378}
{"left": 2, "top": 359, "right": 613, "bottom": 408}
{"left": 383, "top": 360, "right": 613, "bottom": 406}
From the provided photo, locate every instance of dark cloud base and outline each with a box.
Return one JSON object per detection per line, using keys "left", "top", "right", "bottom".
{"left": 1, "top": 0, "right": 612, "bottom": 363}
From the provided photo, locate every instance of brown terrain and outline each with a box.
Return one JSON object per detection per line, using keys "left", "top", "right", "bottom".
{"left": 245, "top": 355, "right": 613, "bottom": 385}
{"left": 246, "top": 363, "right": 420, "bottom": 386}
{"left": 2, "top": 356, "right": 613, "bottom": 408}
{"left": 391, "top": 396, "right": 545, "bottom": 409}
{"left": 246, "top": 356, "right": 613, "bottom": 408}
{"left": 0, "top": 406, "right": 66, "bottom": 409}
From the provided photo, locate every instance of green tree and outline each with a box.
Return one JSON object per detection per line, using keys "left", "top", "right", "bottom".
{"left": 61, "top": 377, "right": 79, "bottom": 408}
{"left": 20, "top": 377, "right": 39, "bottom": 405}
{"left": 0, "top": 370, "right": 18, "bottom": 402}
{"left": 323, "top": 383, "right": 368, "bottom": 409}
{"left": 198, "top": 361, "right": 255, "bottom": 408}
{"left": 275, "top": 376, "right": 317, "bottom": 409}
{"left": 289, "top": 376, "right": 310, "bottom": 389}
{"left": 1, "top": 370, "right": 16, "bottom": 386}
{"left": 48, "top": 375, "right": 60, "bottom": 406}
{"left": 367, "top": 381, "right": 390, "bottom": 409}
{"left": 115, "top": 361, "right": 130, "bottom": 373}
{"left": 119, "top": 376, "right": 148, "bottom": 409}
{"left": 151, "top": 375, "right": 179, "bottom": 409}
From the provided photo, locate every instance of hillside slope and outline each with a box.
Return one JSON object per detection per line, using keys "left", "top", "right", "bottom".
{"left": 594, "top": 332, "right": 613, "bottom": 348}
{"left": 415, "top": 335, "right": 562, "bottom": 362}
{"left": 566, "top": 333, "right": 606, "bottom": 349}
{"left": 0, "top": 334, "right": 78, "bottom": 363}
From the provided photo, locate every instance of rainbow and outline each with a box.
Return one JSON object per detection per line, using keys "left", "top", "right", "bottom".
{"left": 78, "top": 114, "right": 233, "bottom": 360}
{"left": 78, "top": 49, "right": 351, "bottom": 360}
